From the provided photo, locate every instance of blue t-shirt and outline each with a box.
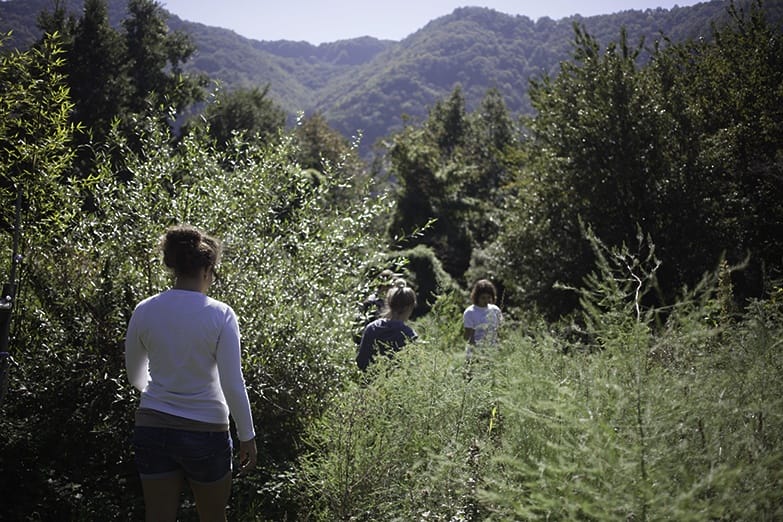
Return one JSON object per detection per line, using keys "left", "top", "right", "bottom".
{"left": 356, "top": 318, "right": 417, "bottom": 370}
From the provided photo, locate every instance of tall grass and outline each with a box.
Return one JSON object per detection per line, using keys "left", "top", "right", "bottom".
{"left": 293, "top": 235, "right": 783, "bottom": 520}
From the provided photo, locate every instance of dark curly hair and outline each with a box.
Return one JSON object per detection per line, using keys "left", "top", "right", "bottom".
{"left": 160, "top": 225, "right": 222, "bottom": 278}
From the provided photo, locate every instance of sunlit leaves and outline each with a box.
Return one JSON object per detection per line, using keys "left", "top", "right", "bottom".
{"left": 0, "top": 33, "right": 86, "bottom": 247}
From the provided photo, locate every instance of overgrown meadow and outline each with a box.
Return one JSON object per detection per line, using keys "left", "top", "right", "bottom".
{"left": 1, "top": 108, "right": 781, "bottom": 520}
{"left": 295, "top": 237, "right": 783, "bottom": 521}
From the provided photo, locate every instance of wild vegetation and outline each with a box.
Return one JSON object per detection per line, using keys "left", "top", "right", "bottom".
{"left": 296, "top": 236, "right": 783, "bottom": 521}
{"left": 0, "top": 0, "right": 781, "bottom": 520}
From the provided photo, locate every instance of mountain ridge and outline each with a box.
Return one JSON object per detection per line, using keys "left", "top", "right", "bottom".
{"left": 3, "top": 0, "right": 780, "bottom": 152}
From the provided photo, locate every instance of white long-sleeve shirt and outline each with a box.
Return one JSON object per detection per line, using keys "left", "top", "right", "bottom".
{"left": 125, "top": 289, "right": 256, "bottom": 441}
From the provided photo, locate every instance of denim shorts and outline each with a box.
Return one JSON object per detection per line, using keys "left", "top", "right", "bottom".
{"left": 132, "top": 426, "right": 233, "bottom": 484}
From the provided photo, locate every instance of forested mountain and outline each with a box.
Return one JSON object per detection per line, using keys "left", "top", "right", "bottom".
{"left": 2, "top": 0, "right": 780, "bottom": 150}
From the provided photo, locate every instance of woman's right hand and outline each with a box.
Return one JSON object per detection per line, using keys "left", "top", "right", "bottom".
{"left": 237, "top": 438, "right": 257, "bottom": 476}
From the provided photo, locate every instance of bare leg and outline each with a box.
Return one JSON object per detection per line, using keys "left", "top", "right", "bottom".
{"left": 189, "top": 471, "right": 232, "bottom": 522}
{"left": 140, "top": 472, "right": 184, "bottom": 522}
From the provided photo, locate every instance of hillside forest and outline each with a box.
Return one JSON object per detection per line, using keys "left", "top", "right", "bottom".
{"left": 1, "top": 0, "right": 782, "bottom": 520}
{"left": 4, "top": 0, "right": 783, "bottom": 154}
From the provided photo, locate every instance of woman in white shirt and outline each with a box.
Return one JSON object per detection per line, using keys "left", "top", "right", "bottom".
{"left": 125, "top": 225, "right": 257, "bottom": 521}
{"left": 463, "top": 279, "right": 503, "bottom": 352}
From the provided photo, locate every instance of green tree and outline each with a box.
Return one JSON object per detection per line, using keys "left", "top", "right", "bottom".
{"left": 122, "top": 0, "right": 205, "bottom": 116}
{"left": 469, "top": 87, "right": 515, "bottom": 161}
{"left": 0, "top": 33, "right": 84, "bottom": 241}
{"left": 292, "top": 111, "right": 369, "bottom": 208}
{"left": 493, "top": 26, "right": 667, "bottom": 316}
{"left": 69, "top": 0, "right": 129, "bottom": 144}
{"left": 294, "top": 111, "right": 355, "bottom": 173}
{"left": 463, "top": 87, "right": 517, "bottom": 246}
{"left": 388, "top": 86, "right": 518, "bottom": 282}
{"left": 34, "top": 0, "right": 76, "bottom": 42}
{"left": 201, "top": 84, "right": 285, "bottom": 148}
{"left": 427, "top": 84, "right": 468, "bottom": 158}
{"left": 490, "top": 3, "right": 782, "bottom": 317}
{"left": 388, "top": 120, "right": 472, "bottom": 278}
{"left": 0, "top": 35, "right": 113, "bottom": 517}
{"left": 666, "top": 0, "right": 783, "bottom": 299}
{"left": 0, "top": 102, "right": 391, "bottom": 519}
{"left": 33, "top": 0, "right": 207, "bottom": 171}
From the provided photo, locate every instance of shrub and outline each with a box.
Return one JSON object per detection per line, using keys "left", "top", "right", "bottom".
{"left": 0, "top": 113, "right": 391, "bottom": 520}
{"left": 393, "top": 243, "right": 461, "bottom": 319}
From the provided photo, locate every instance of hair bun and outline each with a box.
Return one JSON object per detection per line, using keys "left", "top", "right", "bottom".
{"left": 160, "top": 225, "right": 221, "bottom": 277}
{"left": 393, "top": 278, "right": 406, "bottom": 288}
{"left": 168, "top": 227, "right": 200, "bottom": 246}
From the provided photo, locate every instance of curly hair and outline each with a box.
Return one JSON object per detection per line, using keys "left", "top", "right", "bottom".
{"left": 160, "top": 225, "right": 222, "bottom": 278}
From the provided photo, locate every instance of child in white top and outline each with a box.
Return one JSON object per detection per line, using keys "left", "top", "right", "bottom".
{"left": 463, "top": 279, "right": 502, "bottom": 353}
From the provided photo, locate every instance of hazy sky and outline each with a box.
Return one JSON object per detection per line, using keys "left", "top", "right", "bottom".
{"left": 159, "top": 1, "right": 708, "bottom": 45}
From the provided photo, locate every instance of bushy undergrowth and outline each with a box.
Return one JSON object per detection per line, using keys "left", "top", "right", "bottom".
{"left": 482, "top": 302, "right": 782, "bottom": 520}
{"left": 2, "top": 110, "right": 781, "bottom": 519}
{"left": 293, "top": 236, "right": 783, "bottom": 521}
{"left": 0, "top": 118, "right": 391, "bottom": 520}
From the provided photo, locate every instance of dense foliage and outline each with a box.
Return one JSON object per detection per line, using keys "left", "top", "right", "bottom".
{"left": 485, "top": 1, "right": 783, "bottom": 317}
{"left": 0, "top": 33, "right": 391, "bottom": 520}
{"left": 296, "top": 235, "right": 783, "bottom": 520}
{"left": 189, "top": 84, "right": 286, "bottom": 149}
{"left": 387, "top": 86, "right": 518, "bottom": 283}
{"left": 1, "top": 1, "right": 782, "bottom": 520}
